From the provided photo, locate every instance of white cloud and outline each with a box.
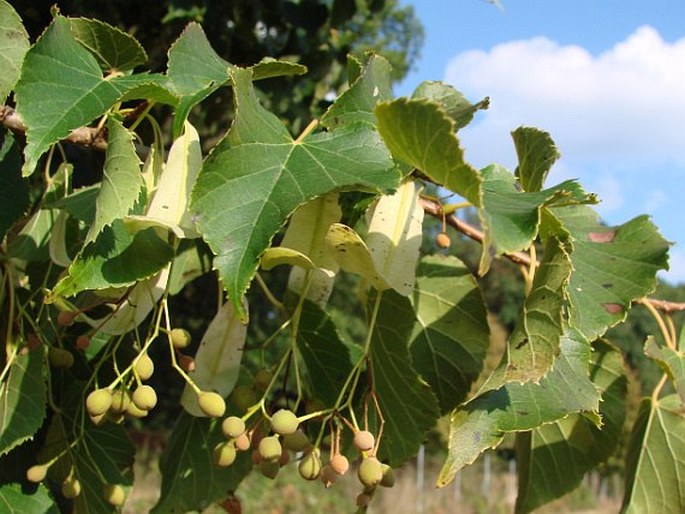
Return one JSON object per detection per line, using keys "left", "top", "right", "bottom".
{"left": 446, "top": 26, "right": 685, "bottom": 169}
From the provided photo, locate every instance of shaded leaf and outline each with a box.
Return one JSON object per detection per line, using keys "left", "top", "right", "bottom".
{"left": 437, "top": 330, "right": 600, "bottom": 487}
{"left": 297, "top": 301, "right": 355, "bottom": 407}
{"left": 412, "top": 81, "right": 489, "bottom": 130}
{"left": 321, "top": 54, "right": 393, "bottom": 129}
{"left": 622, "top": 394, "right": 685, "bottom": 514}
{"left": 551, "top": 205, "right": 670, "bottom": 340}
{"left": 181, "top": 299, "right": 247, "bottom": 416}
{"left": 375, "top": 97, "right": 481, "bottom": 206}
{"left": 0, "top": 0, "right": 29, "bottom": 103}
{"left": 409, "top": 255, "right": 490, "bottom": 413}
{"left": 645, "top": 336, "right": 685, "bottom": 404}
{"left": 0, "top": 133, "right": 29, "bottom": 240}
{"left": 371, "top": 291, "right": 440, "bottom": 466}
{"left": 0, "top": 483, "right": 58, "bottom": 514}
{"left": 85, "top": 118, "right": 142, "bottom": 243}
{"left": 50, "top": 222, "right": 174, "bottom": 298}
{"left": 152, "top": 413, "right": 251, "bottom": 514}
{"left": 0, "top": 351, "right": 46, "bottom": 456}
{"left": 250, "top": 57, "right": 307, "bottom": 81}
{"left": 69, "top": 17, "right": 147, "bottom": 72}
{"left": 191, "top": 67, "right": 399, "bottom": 321}
{"left": 515, "top": 339, "right": 627, "bottom": 513}
{"left": 512, "top": 126, "right": 560, "bottom": 193}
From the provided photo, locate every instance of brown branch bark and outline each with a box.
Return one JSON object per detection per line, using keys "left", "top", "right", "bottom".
{"left": 420, "top": 196, "right": 685, "bottom": 313}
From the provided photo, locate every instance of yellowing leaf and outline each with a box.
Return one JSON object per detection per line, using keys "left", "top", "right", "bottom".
{"left": 366, "top": 180, "right": 424, "bottom": 296}
{"left": 260, "top": 247, "right": 316, "bottom": 271}
{"left": 181, "top": 299, "right": 247, "bottom": 417}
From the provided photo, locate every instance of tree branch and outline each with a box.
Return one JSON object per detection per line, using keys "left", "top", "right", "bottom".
{"left": 419, "top": 196, "right": 685, "bottom": 313}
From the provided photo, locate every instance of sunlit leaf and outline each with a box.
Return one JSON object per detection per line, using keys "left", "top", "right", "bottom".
{"left": 0, "top": 0, "right": 29, "bottom": 103}
{"left": 412, "top": 81, "right": 488, "bottom": 130}
{"left": 512, "top": 126, "right": 560, "bottom": 193}
{"left": 0, "top": 483, "right": 58, "bottom": 514}
{"left": 69, "top": 17, "right": 147, "bottom": 72}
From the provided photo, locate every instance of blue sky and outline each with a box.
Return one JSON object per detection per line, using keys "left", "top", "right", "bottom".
{"left": 396, "top": 1, "right": 685, "bottom": 284}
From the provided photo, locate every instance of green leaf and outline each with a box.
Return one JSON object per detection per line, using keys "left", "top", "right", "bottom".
{"left": 192, "top": 67, "right": 399, "bottom": 321}
{"left": 645, "top": 336, "right": 685, "bottom": 404}
{"left": 412, "top": 81, "right": 489, "bottom": 130}
{"left": 68, "top": 17, "right": 147, "bottom": 72}
{"left": 15, "top": 16, "right": 165, "bottom": 175}
{"left": 181, "top": 299, "right": 247, "bottom": 417}
{"left": 50, "top": 222, "right": 174, "bottom": 298}
{"left": 320, "top": 54, "right": 393, "bottom": 129}
{"left": 552, "top": 205, "right": 670, "bottom": 340}
{"left": 281, "top": 193, "right": 341, "bottom": 306}
{"left": 365, "top": 180, "right": 424, "bottom": 296}
{"left": 0, "top": 483, "right": 58, "bottom": 514}
{"left": 482, "top": 237, "right": 572, "bottom": 391}
{"left": 152, "top": 413, "right": 251, "bottom": 514}
{"left": 296, "top": 301, "right": 355, "bottom": 407}
{"left": 371, "top": 291, "right": 440, "bottom": 466}
{"left": 375, "top": 97, "right": 482, "bottom": 206}
{"left": 0, "top": 350, "right": 46, "bottom": 456}
{"left": 40, "top": 413, "right": 134, "bottom": 514}
{"left": 250, "top": 57, "right": 307, "bottom": 81}
{"left": 0, "top": 133, "right": 29, "bottom": 240}
{"left": 51, "top": 186, "right": 98, "bottom": 225}
{"left": 512, "top": 127, "right": 560, "bottom": 193}
{"left": 437, "top": 330, "right": 600, "bottom": 487}
{"left": 409, "top": 255, "right": 490, "bottom": 413}
{"left": 0, "top": 0, "right": 29, "bottom": 103}
{"left": 515, "top": 339, "right": 627, "bottom": 514}
{"left": 622, "top": 394, "right": 685, "bottom": 514}
{"left": 85, "top": 118, "right": 142, "bottom": 244}
{"left": 478, "top": 164, "right": 594, "bottom": 274}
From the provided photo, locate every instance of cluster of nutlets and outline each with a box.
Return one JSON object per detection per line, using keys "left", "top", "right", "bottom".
{"left": 213, "top": 409, "right": 395, "bottom": 507}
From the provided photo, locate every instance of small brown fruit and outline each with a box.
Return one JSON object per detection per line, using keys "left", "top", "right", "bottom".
{"left": 234, "top": 432, "right": 251, "bottom": 452}
{"left": 178, "top": 354, "right": 195, "bottom": 372}
{"left": 198, "top": 391, "right": 226, "bottom": 418}
{"left": 75, "top": 335, "right": 91, "bottom": 351}
{"left": 356, "top": 492, "right": 372, "bottom": 508}
{"left": 132, "top": 385, "right": 157, "bottom": 411}
{"left": 57, "top": 310, "right": 76, "bottom": 327}
{"left": 436, "top": 232, "right": 451, "bottom": 249}
{"left": 329, "top": 454, "right": 349, "bottom": 475}
{"left": 353, "top": 430, "right": 375, "bottom": 452}
{"left": 258, "top": 460, "right": 280, "bottom": 479}
{"left": 320, "top": 464, "right": 338, "bottom": 487}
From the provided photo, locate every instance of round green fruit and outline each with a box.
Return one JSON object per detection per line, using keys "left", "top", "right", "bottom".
{"left": 86, "top": 389, "right": 112, "bottom": 417}
{"left": 48, "top": 347, "right": 74, "bottom": 369}
{"left": 62, "top": 477, "right": 81, "bottom": 499}
{"left": 230, "top": 385, "right": 257, "bottom": 412}
{"left": 358, "top": 457, "right": 383, "bottom": 488}
{"left": 298, "top": 450, "right": 322, "bottom": 481}
{"left": 198, "top": 391, "right": 226, "bottom": 417}
{"left": 270, "top": 409, "right": 299, "bottom": 436}
{"left": 258, "top": 436, "right": 282, "bottom": 462}
{"left": 213, "top": 442, "right": 237, "bottom": 467}
{"left": 253, "top": 368, "right": 273, "bottom": 391}
{"left": 132, "top": 385, "right": 157, "bottom": 411}
{"left": 258, "top": 460, "right": 280, "bottom": 479}
{"left": 380, "top": 463, "right": 396, "bottom": 488}
{"left": 134, "top": 353, "right": 154, "bottom": 381}
{"left": 102, "top": 484, "right": 126, "bottom": 506}
{"left": 221, "top": 416, "right": 246, "bottom": 439}
{"left": 169, "top": 328, "right": 191, "bottom": 349}
{"left": 110, "top": 390, "right": 131, "bottom": 414}
{"left": 282, "top": 430, "right": 310, "bottom": 452}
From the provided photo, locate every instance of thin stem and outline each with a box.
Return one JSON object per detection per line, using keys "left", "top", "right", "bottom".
{"left": 638, "top": 298, "right": 675, "bottom": 350}
{"left": 295, "top": 119, "right": 318, "bottom": 143}
{"left": 255, "top": 273, "right": 284, "bottom": 311}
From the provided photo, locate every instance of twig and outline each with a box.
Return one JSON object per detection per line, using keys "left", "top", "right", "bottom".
{"left": 419, "top": 196, "right": 685, "bottom": 314}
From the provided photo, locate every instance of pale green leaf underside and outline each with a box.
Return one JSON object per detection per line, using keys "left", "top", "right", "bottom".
{"left": 152, "top": 414, "right": 251, "bottom": 514}
{"left": 622, "top": 394, "right": 685, "bottom": 514}
{"left": 372, "top": 292, "right": 441, "bottom": 467}
{"left": 0, "top": 484, "right": 58, "bottom": 514}
{"left": 0, "top": 351, "right": 46, "bottom": 456}
{"left": 0, "top": 0, "right": 30, "bottom": 103}
{"left": 375, "top": 97, "right": 482, "bottom": 206}
{"left": 438, "top": 330, "right": 599, "bottom": 487}
{"left": 645, "top": 336, "right": 685, "bottom": 404}
{"left": 85, "top": 117, "right": 142, "bottom": 243}
{"left": 192, "top": 68, "right": 399, "bottom": 320}
{"left": 553, "top": 205, "right": 670, "bottom": 340}
{"left": 515, "top": 340, "right": 627, "bottom": 514}
{"left": 409, "top": 255, "right": 490, "bottom": 413}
